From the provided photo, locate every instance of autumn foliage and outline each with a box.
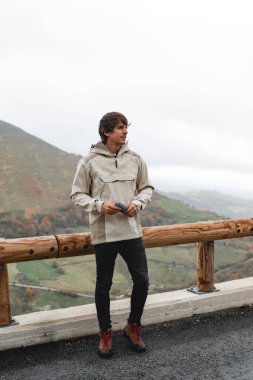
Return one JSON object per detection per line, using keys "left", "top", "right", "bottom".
{"left": 0, "top": 202, "right": 173, "bottom": 239}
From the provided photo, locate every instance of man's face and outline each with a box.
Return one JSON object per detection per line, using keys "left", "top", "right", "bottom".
{"left": 106, "top": 123, "right": 128, "bottom": 146}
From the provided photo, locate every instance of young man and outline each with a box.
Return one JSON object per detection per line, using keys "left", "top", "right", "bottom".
{"left": 71, "top": 112, "right": 154, "bottom": 358}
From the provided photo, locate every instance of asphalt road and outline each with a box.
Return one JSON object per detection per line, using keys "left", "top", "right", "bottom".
{"left": 1, "top": 306, "right": 253, "bottom": 380}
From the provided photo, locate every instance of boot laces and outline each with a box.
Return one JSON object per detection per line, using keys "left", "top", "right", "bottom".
{"left": 132, "top": 325, "right": 142, "bottom": 339}
{"left": 101, "top": 330, "right": 111, "bottom": 345}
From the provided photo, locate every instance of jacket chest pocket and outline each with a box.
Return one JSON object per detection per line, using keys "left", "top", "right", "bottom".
{"left": 96, "top": 173, "right": 137, "bottom": 201}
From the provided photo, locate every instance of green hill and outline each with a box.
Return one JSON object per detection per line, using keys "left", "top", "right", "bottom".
{"left": 2, "top": 119, "right": 250, "bottom": 317}
{"left": 165, "top": 190, "right": 253, "bottom": 219}
{"left": 0, "top": 119, "right": 220, "bottom": 240}
{"left": 0, "top": 120, "right": 81, "bottom": 213}
{"left": 150, "top": 192, "right": 220, "bottom": 224}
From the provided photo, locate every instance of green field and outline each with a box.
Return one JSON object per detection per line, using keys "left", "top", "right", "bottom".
{"left": 9, "top": 237, "right": 252, "bottom": 315}
{"left": 3, "top": 119, "right": 252, "bottom": 316}
{"left": 10, "top": 286, "right": 93, "bottom": 316}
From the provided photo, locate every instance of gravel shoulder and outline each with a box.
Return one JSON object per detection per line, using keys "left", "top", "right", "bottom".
{"left": 1, "top": 306, "right": 253, "bottom": 380}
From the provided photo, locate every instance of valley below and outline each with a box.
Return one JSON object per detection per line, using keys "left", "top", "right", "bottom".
{"left": 1, "top": 119, "right": 253, "bottom": 316}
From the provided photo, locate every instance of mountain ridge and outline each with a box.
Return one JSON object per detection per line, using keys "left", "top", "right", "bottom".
{"left": 0, "top": 119, "right": 220, "bottom": 231}
{"left": 2, "top": 120, "right": 251, "bottom": 316}
{"left": 164, "top": 190, "right": 253, "bottom": 218}
{"left": 0, "top": 119, "right": 81, "bottom": 213}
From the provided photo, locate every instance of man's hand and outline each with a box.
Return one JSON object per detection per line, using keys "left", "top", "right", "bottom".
{"left": 125, "top": 203, "right": 138, "bottom": 217}
{"left": 101, "top": 202, "right": 121, "bottom": 215}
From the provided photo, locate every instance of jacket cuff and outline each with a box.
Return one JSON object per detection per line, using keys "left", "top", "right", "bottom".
{"left": 131, "top": 200, "right": 142, "bottom": 210}
{"left": 95, "top": 200, "right": 104, "bottom": 213}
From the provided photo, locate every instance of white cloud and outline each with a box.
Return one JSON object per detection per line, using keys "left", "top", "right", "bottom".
{"left": 0, "top": 0, "right": 253, "bottom": 197}
{"left": 150, "top": 165, "right": 253, "bottom": 199}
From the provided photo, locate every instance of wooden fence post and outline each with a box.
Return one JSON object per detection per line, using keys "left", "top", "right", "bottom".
{"left": 187, "top": 241, "right": 216, "bottom": 294}
{"left": 196, "top": 241, "right": 215, "bottom": 292}
{"left": 0, "top": 264, "right": 12, "bottom": 326}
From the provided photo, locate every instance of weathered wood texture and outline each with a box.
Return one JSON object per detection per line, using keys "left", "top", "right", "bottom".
{"left": 0, "top": 218, "right": 252, "bottom": 264}
{"left": 0, "top": 264, "right": 11, "bottom": 326}
{"left": 0, "top": 236, "right": 58, "bottom": 264}
{"left": 197, "top": 241, "right": 214, "bottom": 292}
{"left": 56, "top": 233, "right": 93, "bottom": 259}
{"left": 142, "top": 218, "right": 253, "bottom": 248}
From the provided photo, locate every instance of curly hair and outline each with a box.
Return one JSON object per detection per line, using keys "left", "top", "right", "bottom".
{"left": 99, "top": 112, "right": 128, "bottom": 144}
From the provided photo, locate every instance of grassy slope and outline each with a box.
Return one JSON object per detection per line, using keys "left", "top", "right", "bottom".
{"left": 152, "top": 192, "right": 221, "bottom": 223}
{"left": 166, "top": 190, "right": 253, "bottom": 218}
{"left": 0, "top": 120, "right": 81, "bottom": 213}
{"left": 2, "top": 119, "right": 251, "bottom": 314}
{"left": 9, "top": 192, "right": 251, "bottom": 314}
{"left": 9, "top": 191, "right": 222, "bottom": 296}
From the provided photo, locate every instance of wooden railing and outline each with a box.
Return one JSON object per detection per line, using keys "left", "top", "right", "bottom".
{"left": 1, "top": 218, "right": 253, "bottom": 326}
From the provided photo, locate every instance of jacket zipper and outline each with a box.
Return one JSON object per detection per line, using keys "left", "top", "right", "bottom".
{"left": 114, "top": 154, "right": 118, "bottom": 168}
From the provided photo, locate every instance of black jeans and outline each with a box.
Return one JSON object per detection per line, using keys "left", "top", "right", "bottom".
{"left": 94, "top": 237, "right": 149, "bottom": 331}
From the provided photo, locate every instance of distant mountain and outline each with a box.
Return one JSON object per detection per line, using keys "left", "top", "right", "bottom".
{"left": 4, "top": 120, "right": 251, "bottom": 316}
{"left": 0, "top": 120, "right": 81, "bottom": 213}
{"left": 0, "top": 119, "right": 219, "bottom": 227}
{"left": 164, "top": 190, "right": 253, "bottom": 218}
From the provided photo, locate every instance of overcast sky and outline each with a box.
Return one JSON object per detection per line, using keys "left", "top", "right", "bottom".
{"left": 1, "top": 0, "right": 253, "bottom": 198}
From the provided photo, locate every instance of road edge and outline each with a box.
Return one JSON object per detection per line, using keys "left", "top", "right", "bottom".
{"left": 1, "top": 277, "right": 253, "bottom": 351}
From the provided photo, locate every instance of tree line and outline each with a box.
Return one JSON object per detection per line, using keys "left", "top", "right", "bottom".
{"left": 0, "top": 202, "right": 89, "bottom": 239}
{"left": 0, "top": 203, "right": 174, "bottom": 239}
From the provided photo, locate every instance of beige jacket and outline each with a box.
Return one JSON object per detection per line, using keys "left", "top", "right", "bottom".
{"left": 71, "top": 142, "right": 154, "bottom": 244}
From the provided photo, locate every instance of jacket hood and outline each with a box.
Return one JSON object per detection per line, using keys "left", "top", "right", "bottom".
{"left": 89, "top": 141, "right": 130, "bottom": 156}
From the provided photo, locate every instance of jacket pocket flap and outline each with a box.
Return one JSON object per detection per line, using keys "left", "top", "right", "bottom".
{"left": 99, "top": 173, "right": 135, "bottom": 183}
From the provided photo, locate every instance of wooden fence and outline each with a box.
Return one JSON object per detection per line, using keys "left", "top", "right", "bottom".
{"left": 0, "top": 218, "right": 253, "bottom": 326}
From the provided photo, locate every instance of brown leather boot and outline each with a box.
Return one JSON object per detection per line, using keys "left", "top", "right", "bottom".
{"left": 97, "top": 328, "right": 113, "bottom": 358}
{"left": 123, "top": 323, "right": 146, "bottom": 352}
